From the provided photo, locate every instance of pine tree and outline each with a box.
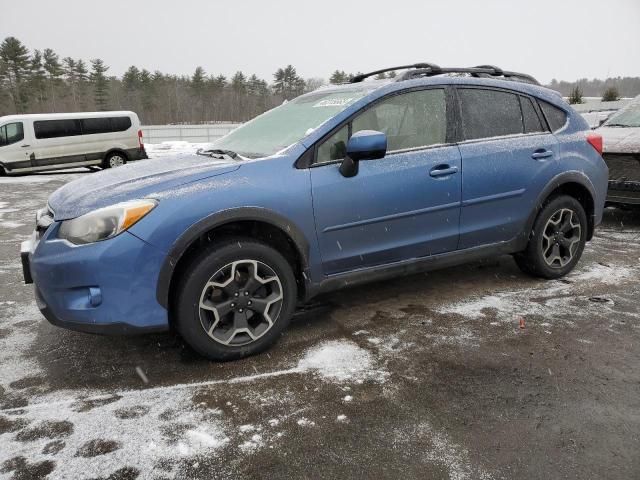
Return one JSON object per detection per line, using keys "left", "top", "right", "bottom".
{"left": 62, "top": 57, "right": 78, "bottom": 108}
{"left": 375, "top": 72, "right": 387, "bottom": 80}
{"left": 601, "top": 86, "right": 620, "bottom": 102}
{"left": 231, "top": 71, "right": 247, "bottom": 94}
{"left": 0, "top": 36, "right": 31, "bottom": 113}
{"left": 568, "top": 85, "right": 583, "bottom": 105}
{"left": 29, "top": 50, "right": 48, "bottom": 109}
{"left": 75, "top": 59, "right": 89, "bottom": 109}
{"left": 43, "top": 48, "right": 63, "bottom": 111}
{"left": 329, "top": 70, "right": 348, "bottom": 84}
{"left": 90, "top": 58, "right": 109, "bottom": 110}
{"left": 273, "top": 65, "right": 305, "bottom": 100}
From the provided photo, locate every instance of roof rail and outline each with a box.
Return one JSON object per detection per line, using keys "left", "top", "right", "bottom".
{"left": 350, "top": 64, "right": 539, "bottom": 85}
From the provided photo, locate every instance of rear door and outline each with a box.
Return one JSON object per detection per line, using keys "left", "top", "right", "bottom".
{"left": 455, "top": 87, "right": 560, "bottom": 249}
{"left": 310, "top": 87, "right": 462, "bottom": 275}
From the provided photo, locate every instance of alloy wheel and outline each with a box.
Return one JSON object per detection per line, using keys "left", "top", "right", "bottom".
{"left": 198, "top": 259, "right": 283, "bottom": 346}
{"left": 541, "top": 208, "right": 581, "bottom": 268}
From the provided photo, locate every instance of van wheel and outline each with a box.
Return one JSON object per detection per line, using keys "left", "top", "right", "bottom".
{"left": 175, "top": 238, "right": 297, "bottom": 361}
{"left": 103, "top": 152, "right": 127, "bottom": 169}
{"left": 515, "top": 195, "right": 587, "bottom": 279}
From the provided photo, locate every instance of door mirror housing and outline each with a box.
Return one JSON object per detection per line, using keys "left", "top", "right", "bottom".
{"left": 339, "top": 130, "right": 387, "bottom": 178}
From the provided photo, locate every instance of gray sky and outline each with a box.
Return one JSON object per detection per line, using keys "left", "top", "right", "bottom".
{"left": 2, "top": 0, "right": 639, "bottom": 84}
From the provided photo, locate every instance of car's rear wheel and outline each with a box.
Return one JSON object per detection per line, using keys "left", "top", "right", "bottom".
{"left": 103, "top": 152, "right": 127, "bottom": 169}
{"left": 515, "top": 195, "right": 587, "bottom": 279}
{"left": 175, "top": 238, "right": 297, "bottom": 361}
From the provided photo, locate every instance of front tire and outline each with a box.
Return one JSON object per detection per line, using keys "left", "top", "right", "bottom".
{"left": 175, "top": 238, "right": 297, "bottom": 361}
{"left": 515, "top": 195, "right": 587, "bottom": 279}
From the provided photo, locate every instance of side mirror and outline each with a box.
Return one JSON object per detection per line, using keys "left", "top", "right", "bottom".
{"left": 339, "top": 130, "right": 387, "bottom": 178}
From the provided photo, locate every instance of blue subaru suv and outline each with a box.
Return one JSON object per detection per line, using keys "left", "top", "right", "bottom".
{"left": 21, "top": 64, "right": 608, "bottom": 360}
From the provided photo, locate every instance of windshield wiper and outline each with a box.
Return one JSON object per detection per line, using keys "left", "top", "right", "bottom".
{"left": 604, "top": 123, "right": 630, "bottom": 128}
{"left": 196, "top": 148, "right": 241, "bottom": 160}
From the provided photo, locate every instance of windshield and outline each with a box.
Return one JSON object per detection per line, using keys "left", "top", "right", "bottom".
{"left": 604, "top": 101, "right": 640, "bottom": 128}
{"left": 210, "top": 86, "right": 376, "bottom": 158}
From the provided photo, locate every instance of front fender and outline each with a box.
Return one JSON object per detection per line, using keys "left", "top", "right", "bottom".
{"left": 155, "top": 206, "right": 310, "bottom": 308}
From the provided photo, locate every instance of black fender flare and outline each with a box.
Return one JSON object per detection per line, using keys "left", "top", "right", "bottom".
{"left": 521, "top": 170, "right": 597, "bottom": 246}
{"left": 104, "top": 148, "right": 130, "bottom": 161}
{"left": 155, "top": 207, "right": 310, "bottom": 308}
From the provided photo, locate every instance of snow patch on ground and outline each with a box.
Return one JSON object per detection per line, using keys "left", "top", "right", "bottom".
{"left": 297, "top": 340, "right": 384, "bottom": 383}
{"left": 0, "top": 303, "right": 44, "bottom": 388}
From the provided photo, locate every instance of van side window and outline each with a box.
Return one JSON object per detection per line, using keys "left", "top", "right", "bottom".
{"left": 538, "top": 101, "right": 568, "bottom": 132}
{"left": 111, "top": 117, "right": 132, "bottom": 132}
{"left": 81, "top": 118, "right": 112, "bottom": 135}
{"left": 34, "top": 119, "right": 82, "bottom": 139}
{"left": 0, "top": 122, "right": 24, "bottom": 147}
{"left": 458, "top": 88, "right": 523, "bottom": 140}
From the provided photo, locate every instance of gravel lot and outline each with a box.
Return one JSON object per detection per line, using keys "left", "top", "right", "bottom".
{"left": 1, "top": 165, "right": 639, "bottom": 479}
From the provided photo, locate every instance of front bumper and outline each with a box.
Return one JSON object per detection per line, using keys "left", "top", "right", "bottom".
{"left": 603, "top": 153, "right": 640, "bottom": 204}
{"left": 21, "top": 217, "right": 169, "bottom": 335}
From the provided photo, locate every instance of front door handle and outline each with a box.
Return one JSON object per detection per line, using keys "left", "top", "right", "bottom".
{"left": 430, "top": 165, "right": 458, "bottom": 177}
{"left": 21, "top": 144, "right": 31, "bottom": 148}
{"left": 531, "top": 149, "right": 553, "bottom": 160}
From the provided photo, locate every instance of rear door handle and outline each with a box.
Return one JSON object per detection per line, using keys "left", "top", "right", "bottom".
{"left": 430, "top": 165, "right": 459, "bottom": 177}
{"left": 21, "top": 144, "right": 31, "bottom": 148}
{"left": 531, "top": 149, "right": 553, "bottom": 160}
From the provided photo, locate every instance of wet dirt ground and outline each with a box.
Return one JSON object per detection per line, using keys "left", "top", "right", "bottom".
{"left": 0, "top": 170, "right": 639, "bottom": 479}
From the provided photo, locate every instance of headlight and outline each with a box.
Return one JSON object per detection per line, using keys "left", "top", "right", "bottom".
{"left": 58, "top": 199, "right": 157, "bottom": 245}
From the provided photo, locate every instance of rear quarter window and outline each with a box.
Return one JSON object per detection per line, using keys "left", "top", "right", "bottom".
{"left": 539, "top": 101, "right": 567, "bottom": 132}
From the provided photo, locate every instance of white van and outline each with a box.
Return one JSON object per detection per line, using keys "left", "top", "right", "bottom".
{"left": 0, "top": 111, "right": 147, "bottom": 175}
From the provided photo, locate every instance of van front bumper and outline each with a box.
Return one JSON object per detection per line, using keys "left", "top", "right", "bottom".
{"left": 21, "top": 221, "right": 169, "bottom": 335}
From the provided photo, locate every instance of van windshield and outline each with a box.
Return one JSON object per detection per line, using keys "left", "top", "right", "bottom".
{"left": 210, "top": 87, "right": 376, "bottom": 158}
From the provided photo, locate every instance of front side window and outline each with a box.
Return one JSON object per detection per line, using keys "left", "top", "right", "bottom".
{"left": 315, "top": 89, "right": 448, "bottom": 164}
{"left": 458, "top": 88, "right": 524, "bottom": 140}
{"left": 353, "top": 89, "right": 447, "bottom": 151}
{"left": 0, "top": 122, "right": 24, "bottom": 147}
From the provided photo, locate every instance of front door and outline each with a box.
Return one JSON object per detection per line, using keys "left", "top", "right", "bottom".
{"left": 0, "top": 121, "right": 33, "bottom": 171}
{"left": 310, "top": 88, "right": 462, "bottom": 275}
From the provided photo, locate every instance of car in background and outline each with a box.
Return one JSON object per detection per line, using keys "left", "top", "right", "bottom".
{"left": 596, "top": 95, "right": 640, "bottom": 205}
{"left": 21, "top": 64, "right": 608, "bottom": 361}
{"left": 0, "top": 111, "right": 147, "bottom": 175}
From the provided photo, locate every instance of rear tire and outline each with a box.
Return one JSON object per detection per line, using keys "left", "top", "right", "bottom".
{"left": 175, "top": 237, "right": 297, "bottom": 361}
{"left": 515, "top": 195, "right": 587, "bottom": 279}
{"left": 103, "top": 152, "right": 127, "bottom": 169}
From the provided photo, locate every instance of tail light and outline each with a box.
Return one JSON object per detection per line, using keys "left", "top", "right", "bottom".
{"left": 586, "top": 132, "right": 603, "bottom": 155}
{"left": 137, "top": 129, "right": 144, "bottom": 150}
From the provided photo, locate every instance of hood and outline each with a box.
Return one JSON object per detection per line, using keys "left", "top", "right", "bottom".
{"left": 48, "top": 154, "right": 240, "bottom": 220}
{"left": 597, "top": 126, "right": 640, "bottom": 154}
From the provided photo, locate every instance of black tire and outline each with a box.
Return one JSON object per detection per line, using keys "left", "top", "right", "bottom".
{"left": 175, "top": 237, "right": 297, "bottom": 361}
{"left": 515, "top": 195, "right": 588, "bottom": 279}
{"left": 102, "top": 152, "right": 127, "bottom": 169}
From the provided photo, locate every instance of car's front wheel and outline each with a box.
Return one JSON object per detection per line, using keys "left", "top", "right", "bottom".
{"left": 175, "top": 238, "right": 297, "bottom": 361}
{"left": 515, "top": 195, "right": 587, "bottom": 279}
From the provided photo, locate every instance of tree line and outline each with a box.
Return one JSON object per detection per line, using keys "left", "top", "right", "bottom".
{"left": 1, "top": 36, "right": 639, "bottom": 123}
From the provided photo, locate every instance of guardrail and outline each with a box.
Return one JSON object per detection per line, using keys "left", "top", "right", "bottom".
{"left": 141, "top": 123, "right": 241, "bottom": 144}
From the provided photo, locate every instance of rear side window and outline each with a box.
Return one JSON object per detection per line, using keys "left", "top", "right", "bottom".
{"left": 111, "top": 117, "right": 132, "bottom": 132}
{"left": 458, "top": 89, "right": 523, "bottom": 140}
{"left": 81, "top": 118, "right": 112, "bottom": 135}
{"left": 539, "top": 101, "right": 567, "bottom": 132}
{"left": 0, "top": 122, "right": 24, "bottom": 146}
{"left": 520, "top": 96, "right": 545, "bottom": 133}
{"left": 34, "top": 119, "right": 82, "bottom": 139}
